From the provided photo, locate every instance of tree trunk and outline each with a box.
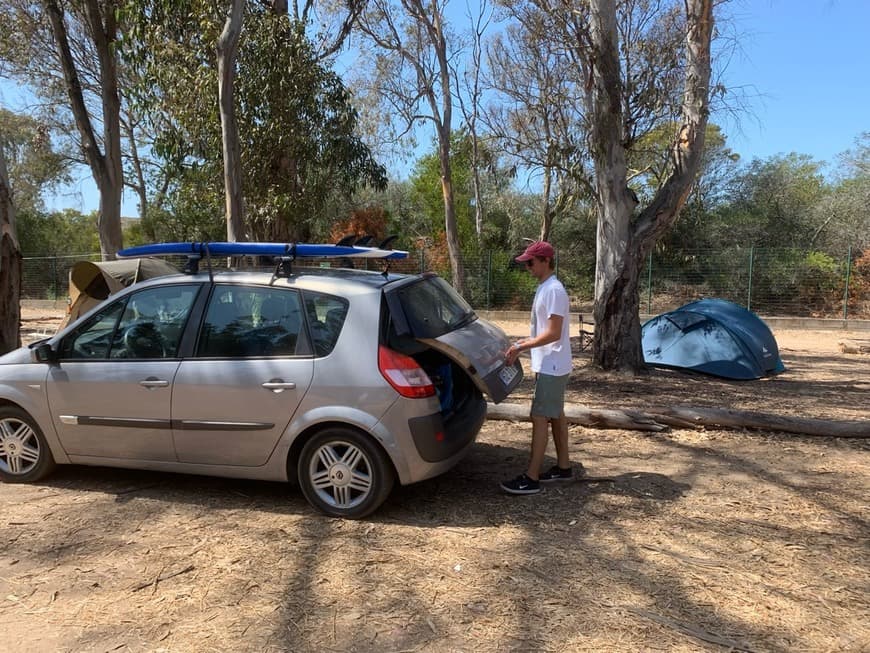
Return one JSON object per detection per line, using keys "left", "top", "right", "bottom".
{"left": 0, "top": 146, "right": 21, "bottom": 355}
{"left": 46, "top": 0, "right": 124, "bottom": 260}
{"left": 487, "top": 402, "right": 667, "bottom": 432}
{"left": 587, "top": 0, "right": 713, "bottom": 372}
{"left": 487, "top": 403, "right": 870, "bottom": 439}
{"left": 217, "top": 0, "right": 246, "bottom": 243}
{"left": 124, "top": 120, "right": 148, "bottom": 220}
{"left": 540, "top": 164, "right": 553, "bottom": 242}
{"left": 438, "top": 129, "right": 467, "bottom": 296}
{"left": 429, "top": 9, "right": 466, "bottom": 296}
{"left": 471, "top": 135, "right": 484, "bottom": 240}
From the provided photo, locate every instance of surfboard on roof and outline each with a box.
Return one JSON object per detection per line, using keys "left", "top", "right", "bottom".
{"left": 117, "top": 241, "right": 409, "bottom": 260}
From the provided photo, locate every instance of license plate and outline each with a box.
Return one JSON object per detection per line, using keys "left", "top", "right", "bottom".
{"left": 498, "top": 364, "right": 518, "bottom": 386}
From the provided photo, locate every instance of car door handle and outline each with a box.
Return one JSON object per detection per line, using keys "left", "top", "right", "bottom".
{"left": 140, "top": 378, "right": 170, "bottom": 388}
{"left": 262, "top": 380, "right": 296, "bottom": 392}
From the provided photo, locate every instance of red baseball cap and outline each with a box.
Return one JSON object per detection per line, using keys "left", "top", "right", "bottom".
{"left": 515, "top": 241, "right": 555, "bottom": 262}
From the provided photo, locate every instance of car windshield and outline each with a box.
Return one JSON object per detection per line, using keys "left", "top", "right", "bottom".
{"left": 391, "top": 275, "right": 476, "bottom": 339}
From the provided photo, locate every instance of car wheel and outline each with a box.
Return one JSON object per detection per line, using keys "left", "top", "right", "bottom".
{"left": 298, "top": 427, "right": 395, "bottom": 519}
{"left": 0, "top": 406, "right": 57, "bottom": 483}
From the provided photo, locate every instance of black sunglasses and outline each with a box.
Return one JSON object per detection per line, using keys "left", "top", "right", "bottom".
{"left": 524, "top": 259, "right": 535, "bottom": 268}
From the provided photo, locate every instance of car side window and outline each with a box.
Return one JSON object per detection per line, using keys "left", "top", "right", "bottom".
{"left": 59, "top": 302, "right": 126, "bottom": 359}
{"left": 196, "top": 286, "right": 304, "bottom": 358}
{"left": 60, "top": 284, "right": 199, "bottom": 360}
{"left": 302, "top": 291, "right": 348, "bottom": 357}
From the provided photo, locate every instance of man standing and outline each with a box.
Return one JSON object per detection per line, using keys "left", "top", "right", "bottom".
{"left": 500, "top": 241, "right": 575, "bottom": 495}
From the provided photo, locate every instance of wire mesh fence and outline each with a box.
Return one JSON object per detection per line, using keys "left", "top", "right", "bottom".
{"left": 21, "top": 245, "right": 869, "bottom": 319}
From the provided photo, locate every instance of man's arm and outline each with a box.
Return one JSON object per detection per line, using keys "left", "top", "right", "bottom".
{"left": 505, "top": 314, "right": 564, "bottom": 365}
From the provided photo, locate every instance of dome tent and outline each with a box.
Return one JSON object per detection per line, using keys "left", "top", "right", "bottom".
{"left": 57, "top": 257, "right": 179, "bottom": 331}
{"left": 641, "top": 298, "right": 786, "bottom": 380}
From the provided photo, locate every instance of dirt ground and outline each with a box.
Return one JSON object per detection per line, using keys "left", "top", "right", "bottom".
{"left": 2, "top": 310, "right": 868, "bottom": 652}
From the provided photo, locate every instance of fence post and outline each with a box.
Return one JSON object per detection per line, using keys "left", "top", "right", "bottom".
{"left": 646, "top": 253, "right": 653, "bottom": 314}
{"left": 486, "top": 250, "right": 492, "bottom": 309}
{"left": 843, "top": 246, "right": 852, "bottom": 320}
{"left": 419, "top": 248, "right": 425, "bottom": 273}
{"left": 747, "top": 246, "right": 754, "bottom": 310}
{"left": 52, "top": 257, "right": 58, "bottom": 300}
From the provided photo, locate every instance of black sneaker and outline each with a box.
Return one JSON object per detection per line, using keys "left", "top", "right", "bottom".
{"left": 500, "top": 473, "right": 541, "bottom": 495}
{"left": 539, "top": 465, "right": 574, "bottom": 482}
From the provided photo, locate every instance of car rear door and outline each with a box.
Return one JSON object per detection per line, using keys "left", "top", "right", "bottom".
{"left": 171, "top": 284, "right": 314, "bottom": 466}
{"left": 384, "top": 274, "right": 523, "bottom": 403}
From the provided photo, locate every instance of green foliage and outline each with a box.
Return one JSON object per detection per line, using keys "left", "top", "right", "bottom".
{"left": 0, "top": 108, "right": 71, "bottom": 214}
{"left": 409, "top": 138, "right": 472, "bottom": 240}
{"left": 17, "top": 208, "right": 99, "bottom": 256}
{"left": 721, "top": 153, "right": 827, "bottom": 248}
{"left": 122, "top": 2, "right": 385, "bottom": 241}
{"left": 408, "top": 131, "right": 517, "bottom": 246}
{"left": 151, "top": 166, "right": 226, "bottom": 242}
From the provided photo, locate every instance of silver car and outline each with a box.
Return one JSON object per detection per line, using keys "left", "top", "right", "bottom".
{"left": 0, "top": 265, "right": 522, "bottom": 518}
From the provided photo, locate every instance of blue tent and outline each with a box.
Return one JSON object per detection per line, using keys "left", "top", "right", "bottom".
{"left": 642, "top": 299, "right": 786, "bottom": 380}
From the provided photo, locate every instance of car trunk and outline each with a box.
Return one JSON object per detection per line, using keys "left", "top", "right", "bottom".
{"left": 382, "top": 273, "right": 523, "bottom": 421}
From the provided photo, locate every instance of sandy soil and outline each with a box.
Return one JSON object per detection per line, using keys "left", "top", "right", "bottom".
{"left": 1, "top": 310, "right": 868, "bottom": 652}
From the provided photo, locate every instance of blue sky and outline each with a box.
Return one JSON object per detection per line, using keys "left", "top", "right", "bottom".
{"left": 720, "top": 0, "right": 868, "bottom": 166}
{"left": 2, "top": 0, "right": 867, "bottom": 214}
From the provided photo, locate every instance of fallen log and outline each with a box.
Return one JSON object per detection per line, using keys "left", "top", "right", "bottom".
{"left": 647, "top": 406, "right": 870, "bottom": 438}
{"left": 487, "top": 402, "right": 668, "bottom": 432}
{"left": 838, "top": 339, "right": 870, "bottom": 354}
{"left": 486, "top": 403, "right": 870, "bottom": 438}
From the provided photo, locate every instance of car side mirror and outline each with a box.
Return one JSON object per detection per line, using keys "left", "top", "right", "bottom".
{"left": 31, "top": 343, "right": 57, "bottom": 364}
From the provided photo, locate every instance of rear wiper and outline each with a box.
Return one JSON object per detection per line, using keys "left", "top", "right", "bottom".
{"left": 449, "top": 311, "right": 477, "bottom": 329}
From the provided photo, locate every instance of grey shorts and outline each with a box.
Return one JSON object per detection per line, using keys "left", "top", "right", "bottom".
{"left": 530, "top": 373, "right": 569, "bottom": 418}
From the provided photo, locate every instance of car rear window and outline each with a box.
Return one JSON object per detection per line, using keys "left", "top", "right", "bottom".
{"left": 388, "top": 275, "right": 476, "bottom": 339}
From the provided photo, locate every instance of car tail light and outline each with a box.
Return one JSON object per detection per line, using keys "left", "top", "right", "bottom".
{"left": 378, "top": 345, "right": 436, "bottom": 398}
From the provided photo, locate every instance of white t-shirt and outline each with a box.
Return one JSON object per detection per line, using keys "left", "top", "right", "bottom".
{"left": 530, "top": 275, "right": 572, "bottom": 376}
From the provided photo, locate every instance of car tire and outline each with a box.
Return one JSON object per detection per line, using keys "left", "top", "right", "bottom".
{"left": 0, "top": 406, "right": 57, "bottom": 483}
{"left": 298, "top": 427, "right": 395, "bottom": 519}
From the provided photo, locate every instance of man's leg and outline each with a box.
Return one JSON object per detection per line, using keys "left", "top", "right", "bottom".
{"left": 526, "top": 415, "right": 550, "bottom": 480}
{"left": 551, "top": 413, "right": 570, "bottom": 468}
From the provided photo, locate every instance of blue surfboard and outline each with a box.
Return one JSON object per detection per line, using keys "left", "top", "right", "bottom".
{"left": 117, "top": 241, "right": 408, "bottom": 260}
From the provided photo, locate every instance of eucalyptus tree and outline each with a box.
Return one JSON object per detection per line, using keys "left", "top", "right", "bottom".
{"left": 485, "top": 2, "right": 587, "bottom": 242}
{"left": 486, "top": 0, "right": 691, "bottom": 247}
{"left": 0, "top": 0, "right": 125, "bottom": 260}
{"left": 454, "top": 0, "right": 492, "bottom": 240}
{"left": 217, "top": 0, "right": 246, "bottom": 242}
{"left": 0, "top": 142, "right": 22, "bottom": 354}
{"left": 582, "top": 0, "right": 715, "bottom": 371}
{"left": 125, "top": 2, "right": 385, "bottom": 242}
{"left": 0, "top": 109, "right": 72, "bottom": 215}
{"left": 816, "top": 132, "right": 870, "bottom": 251}
{"left": 353, "top": 0, "right": 468, "bottom": 296}
{"left": 632, "top": 122, "right": 740, "bottom": 252}
{"left": 721, "top": 153, "right": 826, "bottom": 249}
{"left": 486, "top": 0, "right": 715, "bottom": 370}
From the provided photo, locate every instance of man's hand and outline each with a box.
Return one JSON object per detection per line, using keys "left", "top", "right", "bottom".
{"left": 505, "top": 340, "right": 525, "bottom": 365}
